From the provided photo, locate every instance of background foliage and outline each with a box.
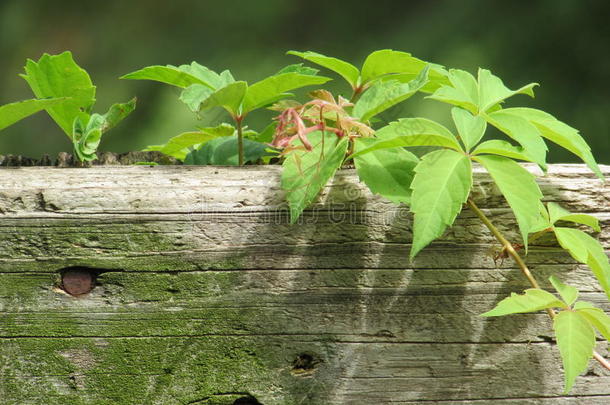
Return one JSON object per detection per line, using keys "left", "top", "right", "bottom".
{"left": 0, "top": 0, "right": 608, "bottom": 163}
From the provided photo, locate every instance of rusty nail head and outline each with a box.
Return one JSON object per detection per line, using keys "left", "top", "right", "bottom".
{"left": 62, "top": 269, "right": 94, "bottom": 296}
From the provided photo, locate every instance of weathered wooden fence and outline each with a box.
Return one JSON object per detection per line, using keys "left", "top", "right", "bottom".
{"left": 1, "top": 164, "right": 609, "bottom": 404}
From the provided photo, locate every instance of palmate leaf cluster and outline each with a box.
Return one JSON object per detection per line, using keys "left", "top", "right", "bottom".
{"left": 267, "top": 50, "right": 607, "bottom": 393}
{"left": 506, "top": 205, "right": 610, "bottom": 393}
{"left": 482, "top": 274, "right": 610, "bottom": 393}
{"left": 21, "top": 52, "right": 136, "bottom": 161}
{"left": 2, "top": 48, "right": 606, "bottom": 394}
{"left": 122, "top": 62, "right": 331, "bottom": 164}
{"left": 282, "top": 50, "right": 444, "bottom": 221}
{"left": 122, "top": 54, "right": 608, "bottom": 395}
{"left": 0, "top": 52, "right": 135, "bottom": 161}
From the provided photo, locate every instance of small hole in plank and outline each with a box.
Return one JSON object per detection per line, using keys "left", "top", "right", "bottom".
{"left": 60, "top": 267, "right": 100, "bottom": 296}
{"left": 291, "top": 353, "right": 320, "bottom": 376}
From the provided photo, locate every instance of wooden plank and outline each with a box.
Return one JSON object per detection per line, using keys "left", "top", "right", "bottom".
{"left": 1, "top": 338, "right": 609, "bottom": 404}
{"left": 0, "top": 164, "right": 609, "bottom": 404}
{"left": 1, "top": 269, "right": 609, "bottom": 341}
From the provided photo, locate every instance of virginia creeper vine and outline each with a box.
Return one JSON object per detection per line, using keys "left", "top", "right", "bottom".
{"left": 3, "top": 49, "right": 606, "bottom": 394}
{"left": 467, "top": 198, "right": 610, "bottom": 372}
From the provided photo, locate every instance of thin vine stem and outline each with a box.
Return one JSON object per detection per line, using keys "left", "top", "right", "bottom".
{"left": 466, "top": 198, "right": 543, "bottom": 291}
{"left": 235, "top": 116, "right": 244, "bottom": 166}
{"left": 466, "top": 198, "right": 610, "bottom": 372}
{"left": 594, "top": 352, "right": 610, "bottom": 370}
{"left": 349, "top": 85, "right": 364, "bottom": 104}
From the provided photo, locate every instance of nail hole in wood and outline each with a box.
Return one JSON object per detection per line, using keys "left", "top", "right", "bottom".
{"left": 60, "top": 267, "right": 99, "bottom": 296}
{"left": 291, "top": 353, "right": 319, "bottom": 376}
{"left": 233, "top": 396, "right": 262, "bottom": 405}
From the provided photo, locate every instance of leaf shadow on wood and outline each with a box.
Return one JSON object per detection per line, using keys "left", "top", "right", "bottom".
{"left": 248, "top": 169, "right": 544, "bottom": 402}
{"left": 267, "top": 169, "right": 552, "bottom": 402}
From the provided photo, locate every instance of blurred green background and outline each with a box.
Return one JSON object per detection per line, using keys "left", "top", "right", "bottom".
{"left": 0, "top": 0, "right": 608, "bottom": 163}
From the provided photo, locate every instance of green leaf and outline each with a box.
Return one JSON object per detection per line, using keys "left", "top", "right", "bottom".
{"left": 428, "top": 68, "right": 537, "bottom": 114}
{"left": 358, "top": 50, "right": 449, "bottom": 92}
{"left": 120, "top": 62, "right": 221, "bottom": 89}
{"left": 554, "top": 227, "right": 610, "bottom": 299}
{"left": 554, "top": 310, "right": 596, "bottom": 393}
{"left": 350, "top": 118, "right": 462, "bottom": 159}
{"left": 477, "top": 68, "right": 538, "bottom": 112}
{"left": 251, "top": 122, "right": 276, "bottom": 143}
{"left": 179, "top": 84, "right": 214, "bottom": 112}
{"left": 101, "top": 98, "right": 136, "bottom": 133}
{"left": 472, "top": 139, "right": 538, "bottom": 163}
{"left": 184, "top": 136, "right": 273, "bottom": 165}
{"left": 276, "top": 63, "right": 319, "bottom": 76}
{"left": 575, "top": 303, "right": 610, "bottom": 341}
{"left": 427, "top": 69, "right": 479, "bottom": 113}
{"left": 287, "top": 50, "right": 360, "bottom": 88}
{"left": 353, "top": 137, "right": 419, "bottom": 205}
{"left": 546, "top": 202, "right": 571, "bottom": 224}
{"left": 72, "top": 116, "right": 87, "bottom": 160}
{"left": 539, "top": 200, "right": 551, "bottom": 224}
{"left": 409, "top": 149, "right": 472, "bottom": 258}
{"left": 498, "top": 108, "right": 603, "bottom": 179}
{"left": 0, "top": 98, "right": 66, "bottom": 132}
{"left": 547, "top": 202, "right": 600, "bottom": 232}
{"left": 218, "top": 70, "right": 236, "bottom": 85}
{"left": 486, "top": 109, "right": 548, "bottom": 169}
{"left": 145, "top": 123, "right": 235, "bottom": 161}
{"left": 21, "top": 51, "right": 96, "bottom": 137}
{"left": 69, "top": 99, "right": 134, "bottom": 162}
{"left": 554, "top": 228, "right": 590, "bottom": 263}
{"left": 243, "top": 72, "right": 331, "bottom": 113}
{"left": 281, "top": 132, "right": 349, "bottom": 223}
{"left": 474, "top": 155, "right": 544, "bottom": 249}
{"left": 481, "top": 289, "right": 565, "bottom": 317}
{"left": 180, "top": 62, "right": 232, "bottom": 89}
{"left": 377, "top": 65, "right": 449, "bottom": 94}
{"left": 529, "top": 201, "right": 553, "bottom": 234}
{"left": 451, "top": 107, "right": 486, "bottom": 151}
{"left": 549, "top": 276, "right": 579, "bottom": 306}
{"left": 198, "top": 81, "right": 248, "bottom": 116}
{"left": 353, "top": 66, "right": 429, "bottom": 122}
{"left": 360, "top": 49, "right": 427, "bottom": 83}
{"left": 73, "top": 114, "right": 104, "bottom": 162}
{"left": 573, "top": 301, "right": 595, "bottom": 310}
{"left": 557, "top": 214, "right": 601, "bottom": 232}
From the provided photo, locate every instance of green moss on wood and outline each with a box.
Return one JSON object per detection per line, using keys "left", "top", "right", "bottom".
{"left": 0, "top": 337, "right": 284, "bottom": 404}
